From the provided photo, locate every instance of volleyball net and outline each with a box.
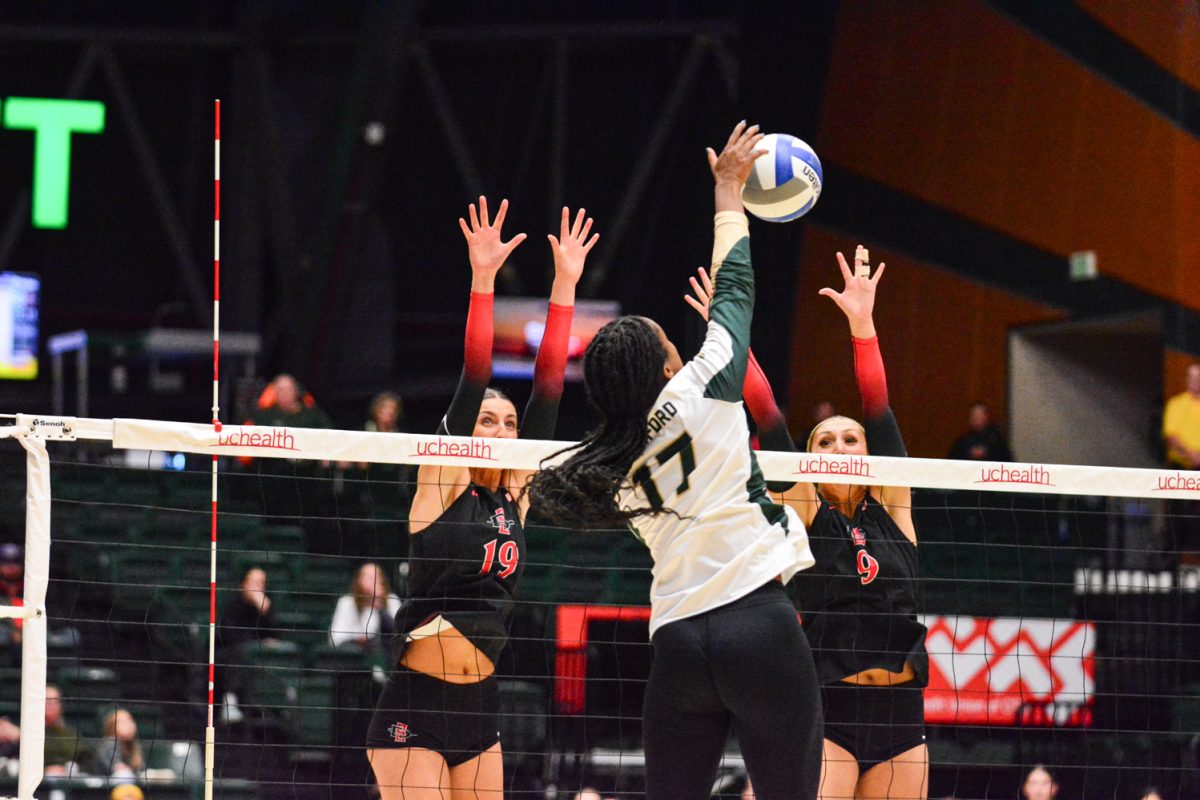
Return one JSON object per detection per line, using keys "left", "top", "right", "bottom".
{"left": 2, "top": 413, "right": 1199, "bottom": 800}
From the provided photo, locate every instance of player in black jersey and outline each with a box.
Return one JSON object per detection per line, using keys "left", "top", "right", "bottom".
{"left": 366, "top": 199, "right": 598, "bottom": 800}
{"left": 531, "top": 123, "right": 821, "bottom": 800}
{"left": 688, "top": 249, "right": 928, "bottom": 799}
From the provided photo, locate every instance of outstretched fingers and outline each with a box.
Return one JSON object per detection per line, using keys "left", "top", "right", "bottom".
{"left": 724, "top": 120, "right": 748, "bottom": 150}
{"left": 557, "top": 206, "right": 570, "bottom": 239}
{"left": 834, "top": 251, "right": 854, "bottom": 284}
{"left": 503, "top": 231, "right": 527, "bottom": 257}
{"left": 492, "top": 197, "right": 512, "bottom": 230}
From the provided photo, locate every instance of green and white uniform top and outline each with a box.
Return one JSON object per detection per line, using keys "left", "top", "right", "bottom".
{"left": 617, "top": 210, "right": 815, "bottom": 637}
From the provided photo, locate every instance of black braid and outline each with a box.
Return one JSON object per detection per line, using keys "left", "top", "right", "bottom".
{"left": 529, "top": 316, "right": 670, "bottom": 530}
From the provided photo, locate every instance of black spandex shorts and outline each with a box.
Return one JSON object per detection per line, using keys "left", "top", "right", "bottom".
{"left": 643, "top": 581, "right": 823, "bottom": 800}
{"left": 821, "top": 681, "right": 926, "bottom": 772}
{"left": 365, "top": 665, "right": 499, "bottom": 767}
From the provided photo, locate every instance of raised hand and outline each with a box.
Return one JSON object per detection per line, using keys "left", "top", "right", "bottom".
{"left": 458, "top": 196, "right": 527, "bottom": 278}
{"left": 547, "top": 206, "right": 599, "bottom": 287}
{"left": 706, "top": 121, "right": 768, "bottom": 187}
{"left": 683, "top": 266, "right": 715, "bottom": 322}
{"left": 820, "top": 248, "right": 886, "bottom": 338}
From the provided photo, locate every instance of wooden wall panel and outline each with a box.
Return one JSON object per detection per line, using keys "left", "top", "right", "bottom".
{"left": 819, "top": 0, "right": 1200, "bottom": 311}
{"left": 1076, "top": 0, "right": 1200, "bottom": 91}
{"left": 787, "top": 225, "right": 1061, "bottom": 459}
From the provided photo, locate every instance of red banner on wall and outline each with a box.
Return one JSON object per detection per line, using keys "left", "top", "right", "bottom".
{"left": 921, "top": 615, "right": 1095, "bottom": 727}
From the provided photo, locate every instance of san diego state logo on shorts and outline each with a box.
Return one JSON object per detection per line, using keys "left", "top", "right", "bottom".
{"left": 387, "top": 722, "right": 415, "bottom": 743}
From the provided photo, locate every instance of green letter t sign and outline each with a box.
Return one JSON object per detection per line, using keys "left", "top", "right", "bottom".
{"left": 3, "top": 97, "right": 106, "bottom": 229}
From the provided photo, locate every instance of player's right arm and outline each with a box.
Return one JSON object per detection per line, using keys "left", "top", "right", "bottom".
{"left": 678, "top": 122, "right": 767, "bottom": 402}
{"left": 411, "top": 197, "right": 526, "bottom": 532}
{"left": 821, "top": 249, "right": 916, "bottom": 542}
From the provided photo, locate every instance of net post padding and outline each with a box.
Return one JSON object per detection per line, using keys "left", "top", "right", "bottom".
{"left": 8, "top": 430, "right": 49, "bottom": 800}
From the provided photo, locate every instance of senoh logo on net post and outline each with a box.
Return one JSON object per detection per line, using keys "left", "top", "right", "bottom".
{"left": 792, "top": 455, "right": 873, "bottom": 479}
{"left": 975, "top": 463, "right": 1054, "bottom": 487}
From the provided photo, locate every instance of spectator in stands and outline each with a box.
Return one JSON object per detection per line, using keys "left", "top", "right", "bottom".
{"left": 218, "top": 567, "right": 280, "bottom": 650}
{"left": 0, "top": 542, "right": 20, "bottom": 602}
{"left": 1021, "top": 765, "right": 1058, "bottom": 800}
{"left": 0, "top": 715, "right": 18, "bottom": 761}
{"left": 947, "top": 401, "right": 1014, "bottom": 462}
{"left": 366, "top": 391, "right": 404, "bottom": 434}
{"left": 241, "top": 374, "right": 335, "bottom": 528}
{"left": 250, "top": 374, "right": 332, "bottom": 430}
{"left": 329, "top": 563, "right": 401, "bottom": 651}
{"left": 1163, "top": 364, "right": 1200, "bottom": 469}
{"left": 43, "top": 684, "right": 93, "bottom": 775}
{"left": 346, "top": 391, "right": 409, "bottom": 503}
{"left": 216, "top": 566, "right": 282, "bottom": 720}
{"left": 0, "top": 543, "right": 22, "bottom": 666}
{"left": 1163, "top": 364, "right": 1200, "bottom": 563}
{"left": 93, "top": 708, "right": 145, "bottom": 780}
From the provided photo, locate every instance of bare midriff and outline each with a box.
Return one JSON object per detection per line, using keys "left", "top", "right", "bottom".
{"left": 399, "top": 625, "right": 496, "bottom": 684}
{"left": 839, "top": 660, "right": 917, "bottom": 686}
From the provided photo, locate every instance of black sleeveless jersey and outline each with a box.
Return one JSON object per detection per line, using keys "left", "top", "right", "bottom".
{"left": 795, "top": 494, "right": 928, "bottom": 686}
{"left": 391, "top": 482, "right": 525, "bottom": 666}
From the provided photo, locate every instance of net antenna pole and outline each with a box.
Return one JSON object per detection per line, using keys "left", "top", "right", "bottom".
{"left": 204, "top": 98, "right": 221, "bottom": 800}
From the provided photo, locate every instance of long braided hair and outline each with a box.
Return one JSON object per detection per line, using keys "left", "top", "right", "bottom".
{"left": 529, "top": 316, "right": 669, "bottom": 529}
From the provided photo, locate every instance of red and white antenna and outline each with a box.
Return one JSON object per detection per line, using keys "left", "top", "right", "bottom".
{"left": 205, "top": 98, "right": 221, "bottom": 800}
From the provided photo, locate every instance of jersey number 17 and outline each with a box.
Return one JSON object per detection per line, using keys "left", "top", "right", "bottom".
{"left": 631, "top": 432, "right": 697, "bottom": 509}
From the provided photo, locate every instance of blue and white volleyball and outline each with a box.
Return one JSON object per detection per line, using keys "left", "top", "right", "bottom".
{"left": 742, "top": 133, "right": 823, "bottom": 222}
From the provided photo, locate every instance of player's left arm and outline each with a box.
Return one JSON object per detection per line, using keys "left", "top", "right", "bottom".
{"left": 521, "top": 207, "right": 598, "bottom": 441}
{"left": 512, "top": 208, "right": 598, "bottom": 518}
{"left": 821, "top": 248, "right": 916, "bottom": 543}
{"left": 685, "top": 266, "right": 809, "bottom": 497}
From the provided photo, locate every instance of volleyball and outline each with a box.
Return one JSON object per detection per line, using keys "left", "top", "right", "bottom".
{"left": 742, "top": 133, "right": 823, "bottom": 222}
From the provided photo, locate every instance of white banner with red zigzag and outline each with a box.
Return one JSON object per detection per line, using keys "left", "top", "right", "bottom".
{"left": 921, "top": 615, "right": 1096, "bottom": 727}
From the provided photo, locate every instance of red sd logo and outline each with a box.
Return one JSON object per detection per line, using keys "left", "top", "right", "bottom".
{"left": 850, "top": 527, "right": 867, "bottom": 547}
{"left": 490, "top": 507, "right": 513, "bottom": 536}
{"left": 387, "top": 722, "right": 415, "bottom": 743}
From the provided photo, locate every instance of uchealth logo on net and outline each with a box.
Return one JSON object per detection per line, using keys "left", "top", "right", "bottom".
{"left": 1153, "top": 472, "right": 1200, "bottom": 492}
{"left": 211, "top": 427, "right": 299, "bottom": 451}
{"left": 793, "top": 455, "right": 872, "bottom": 478}
{"left": 413, "top": 437, "right": 497, "bottom": 461}
{"left": 975, "top": 463, "right": 1054, "bottom": 487}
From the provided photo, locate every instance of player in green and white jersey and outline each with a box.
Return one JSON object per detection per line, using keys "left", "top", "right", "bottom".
{"left": 530, "top": 122, "right": 821, "bottom": 800}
